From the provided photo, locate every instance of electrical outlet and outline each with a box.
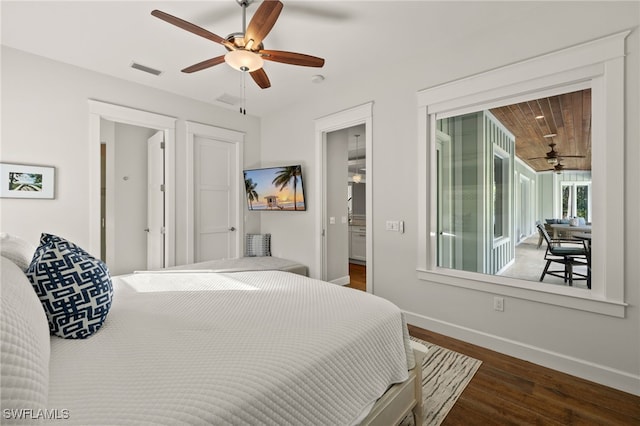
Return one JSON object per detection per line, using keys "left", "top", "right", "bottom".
{"left": 493, "top": 296, "right": 504, "bottom": 312}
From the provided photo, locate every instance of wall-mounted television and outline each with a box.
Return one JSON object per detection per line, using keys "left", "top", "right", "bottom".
{"left": 243, "top": 165, "right": 306, "bottom": 211}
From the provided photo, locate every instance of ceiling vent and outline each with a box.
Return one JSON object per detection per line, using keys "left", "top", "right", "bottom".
{"left": 130, "top": 62, "right": 162, "bottom": 76}
{"left": 216, "top": 93, "right": 242, "bottom": 106}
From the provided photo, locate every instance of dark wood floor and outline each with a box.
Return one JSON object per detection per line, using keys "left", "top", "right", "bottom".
{"left": 346, "top": 262, "right": 366, "bottom": 291}
{"left": 342, "top": 263, "right": 639, "bottom": 423}
{"left": 408, "top": 325, "right": 640, "bottom": 425}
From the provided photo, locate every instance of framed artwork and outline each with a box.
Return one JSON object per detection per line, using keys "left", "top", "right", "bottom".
{"left": 0, "top": 163, "right": 55, "bottom": 199}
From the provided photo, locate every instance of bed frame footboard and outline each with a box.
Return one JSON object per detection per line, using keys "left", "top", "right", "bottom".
{"left": 360, "top": 341, "right": 427, "bottom": 426}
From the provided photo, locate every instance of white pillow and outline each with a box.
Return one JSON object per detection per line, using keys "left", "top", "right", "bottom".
{"left": 0, "top": 256, "right": 50, "bottom": 414}
{"left": 245, "top": 233, "right": 271, "bottom": 257}
{"left": 0, "top": 233, "right": 36, "bottom": 272}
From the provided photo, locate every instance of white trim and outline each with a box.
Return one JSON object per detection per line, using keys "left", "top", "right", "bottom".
{"left": 315, "top": 103, "right": 373, "bottom": 292}
{"left": 185, "top": 121, "right": 244, "bottom": 264}
{"left": 417, "top": 30, "right": 626, "bottom": 110}
{"left": 417, "top": 31, "right": 628, "bottom": 317}
{"left": 515, "top": 154, "right": 537, "bottom": 176}
{"left": 88, "top": 100, "right": 177, "bottom": 267}
{"left": 404, "top": 310, "right": 640, "bottom": 396}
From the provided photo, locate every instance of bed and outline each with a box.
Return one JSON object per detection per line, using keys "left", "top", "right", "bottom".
{"left": 0, "top": 233, "right": 426, "bottom": 425}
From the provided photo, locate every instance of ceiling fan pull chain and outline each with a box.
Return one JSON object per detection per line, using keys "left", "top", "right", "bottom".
{"left": 240, "top": 72, "right": 247, "bottom": 115}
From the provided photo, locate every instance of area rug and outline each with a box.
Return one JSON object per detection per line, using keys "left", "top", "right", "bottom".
{"left": 410, "top": 336, "right": 482, "bottom": 426}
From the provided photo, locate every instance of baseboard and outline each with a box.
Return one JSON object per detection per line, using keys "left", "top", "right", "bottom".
{"left": 330, "top": 275, "right": 350, "bottom": 286}
{"left": 404, "top": 310, "right": 640, "bottom": 396}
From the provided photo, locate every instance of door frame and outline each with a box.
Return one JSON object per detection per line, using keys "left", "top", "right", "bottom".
{"left": 185, "top": 121, "right": 244, "bottom": 264}
{"left": 88, "top": 100, "right": 176, "bottom": 266}
{"left": 147, "top": 130, "right": 165, "bottom": 269}
{"left": 315, "top": 102, "right": 373, "bottom": 293}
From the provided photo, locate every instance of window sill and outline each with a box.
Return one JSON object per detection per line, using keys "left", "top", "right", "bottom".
{"left": 417, "top": 268, "right": 626, "bottom": 318}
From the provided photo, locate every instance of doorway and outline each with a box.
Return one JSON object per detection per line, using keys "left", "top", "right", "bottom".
{"left": 315, "top": 103, "right": 373, "bottom": 293}
{"left": 100, "top": 120, "right": 165, "bottom": 275}
{"left": 347, "top": 129, "right": 366, "bottom": 291}
{"left": 324, "top": 127, "right": 366, "bottom": 290}
{"left": 88, "top": 100, "right": 176, "bottom": 270}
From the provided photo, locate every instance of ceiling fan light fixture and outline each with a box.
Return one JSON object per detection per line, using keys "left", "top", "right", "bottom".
{"left": 225, "top": 49, "right": 264, "bottom": 72}
{"left": 547, "top": 157, "right": 558, "bottom": 165}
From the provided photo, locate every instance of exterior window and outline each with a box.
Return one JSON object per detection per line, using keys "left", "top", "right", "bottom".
{"left": 562, "top": 182, "right": 591, "bottom": 221}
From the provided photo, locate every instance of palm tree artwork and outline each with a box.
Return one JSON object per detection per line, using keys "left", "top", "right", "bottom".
{"left": 272, "top": 166, "right": 302, "bottom": 211}
{"left": 244, "top": 177, "right": 259, "bottom": 210}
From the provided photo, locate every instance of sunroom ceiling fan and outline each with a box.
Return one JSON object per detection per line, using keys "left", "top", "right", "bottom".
{"left": 548, "top": 162, "right": 566, "bottom": 173}
{"left": 528, "top": 141, "right": 585, "bottom": 165}
{"left": 151, "top": 0, "right": 325, "bottom": 89}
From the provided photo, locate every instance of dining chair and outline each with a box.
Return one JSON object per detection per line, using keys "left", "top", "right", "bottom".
{"left": 536, "top": 224, "right": 589, "bottom": 286}
{"left": 535, "top": 220, "right": 543, "bottom": 249}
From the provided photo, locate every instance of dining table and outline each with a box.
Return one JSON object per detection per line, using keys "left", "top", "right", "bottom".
{"left": 550, "top": 223, "right": 592, "bottom": 239}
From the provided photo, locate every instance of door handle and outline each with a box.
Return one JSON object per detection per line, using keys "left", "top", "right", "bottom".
{"left": 229, "top": 227, "right": 236, "bottom": 231}
{"left": 144, "top": 228, "right": 150, "bottom": 232}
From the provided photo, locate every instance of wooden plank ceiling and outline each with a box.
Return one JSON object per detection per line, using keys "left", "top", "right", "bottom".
{"left": 490, "top": 89, "right": 591, "bottom": 172}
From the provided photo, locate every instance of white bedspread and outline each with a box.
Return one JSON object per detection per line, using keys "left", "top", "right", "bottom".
{"left": 47, "top": 271, "right": 411, "bottom": 425}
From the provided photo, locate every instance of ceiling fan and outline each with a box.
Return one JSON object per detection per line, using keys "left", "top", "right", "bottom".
{"left": 528, "top": 142, "right": 585, "bottom": 165}
{"left": 548, "top": 162, "right": 566, "bottom": 173}
{"left": 151, "top": 0, "right": 325, "bottom": 90}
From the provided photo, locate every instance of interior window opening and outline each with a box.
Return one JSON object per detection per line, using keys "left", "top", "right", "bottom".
{"left": 435, "top": 89, "right": 592, "bottom": 288}
{"left": 418, "top": 31, "right": 627, "bottom": 316}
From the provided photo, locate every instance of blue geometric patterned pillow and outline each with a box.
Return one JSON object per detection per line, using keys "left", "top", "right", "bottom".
{"left": 26, "top": 233, "right": 113, "bottom": 339}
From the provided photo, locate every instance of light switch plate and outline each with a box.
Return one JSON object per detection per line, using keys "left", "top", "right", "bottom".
{"left": 386, "top": 220, "right": 400, "bottom": 231}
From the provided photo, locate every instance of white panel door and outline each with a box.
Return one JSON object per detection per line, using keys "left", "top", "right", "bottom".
{"left": 147, "top": 130, "right": 165, "bottom": 269}
{"left": 194, "top": 136, "right": 237, "bottom": 262}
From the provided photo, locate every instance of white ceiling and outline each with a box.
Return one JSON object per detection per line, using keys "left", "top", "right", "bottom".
{"left": 1, "top": 1, "right": 534, "bottom": 117}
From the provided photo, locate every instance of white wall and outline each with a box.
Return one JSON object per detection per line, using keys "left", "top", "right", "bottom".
{"left": 0, "top": 46, "right": 262, "bottom": 264}
{"left": 538, "top": 172, "right": 555, "bottom": 222}
{"left": 258, "top": 2, "right": 640, "bottom": 394}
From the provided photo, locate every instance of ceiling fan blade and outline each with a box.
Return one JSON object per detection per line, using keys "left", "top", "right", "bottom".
{"left": 250, "top": 68, "right": 271, "bottom": 89}
{"left": 181, "top": 55, "right": 226, "bottom": 73}
{"left": 151, "top": 10, "right": 231, "bottom": 48}
{"left": 260, "top": 50, "right": 325, "bottom": 67}
{"left": 529, "top": 153, "right": 585, "bottom": 160}
{"left": 244, "top": 0, "right": 283, "bottom": 49}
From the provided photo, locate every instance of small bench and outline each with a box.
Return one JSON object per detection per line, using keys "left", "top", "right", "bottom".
{"left": 165, "top": 257, "right": 308, "bottom": 276}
